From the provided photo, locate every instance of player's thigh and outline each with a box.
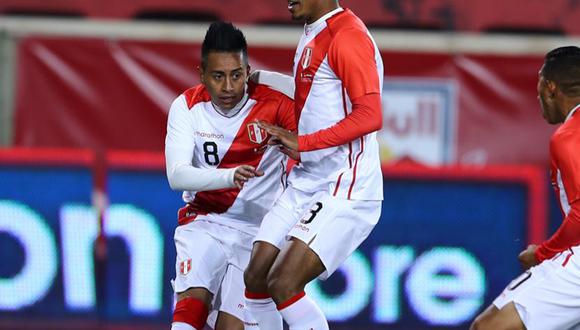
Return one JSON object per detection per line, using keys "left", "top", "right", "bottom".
{"left": 244, "top": 241, "right": 281, "bottom": 291}
{"left": 173, "top": 221, "right": 228, "bottom": 295}
{"left": 472, "top": 303, "right": 525, "bottom": 330}
{"left": 253, "top": 186, "right": 315, "bottom": 250}
{"left": 210, "top": 265, "right": 259, "bottom": 330}
{"left": 493, "top": 248, "right": 580, "bottom": 330}
{"left": 269, "top": 237, "right": 326, "bottom": 291}
{"left": 176, "top": 287, "right": 213, "bottom": 307}
{"left": 289, "top": 194, "right": 381, "bottom": 280}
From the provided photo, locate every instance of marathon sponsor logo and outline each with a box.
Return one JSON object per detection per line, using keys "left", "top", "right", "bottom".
{"left": 194, "top": 131, "right": 224, "bottom": 139}
{"left": 294, "top": 224, "right": 310, "bottom": 232}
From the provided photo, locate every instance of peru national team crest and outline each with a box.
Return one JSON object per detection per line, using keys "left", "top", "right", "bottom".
{"left": 247, "top": 123, "right": 268, "bottom": 144}
{"left": 180, "top": 259, "right": 192, "bottom": 275}
{"left": 301, "top": 47, "right": 313, "bottom": 69}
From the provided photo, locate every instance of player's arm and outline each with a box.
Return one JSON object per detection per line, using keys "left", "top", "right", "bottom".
{"left": 535, "top": 134, "right": 580, "bottom": 262}
{"left": 251, "top": 70, "right": 295, "bottom": 99}
{"left": 165, "top": 96, "right": 257, "bottom": 191}
{"left": 534, "top": 202, "right": 580, "bottom": 263}
{"left": 297, "top": 29, "right": 382, "bottom": 152}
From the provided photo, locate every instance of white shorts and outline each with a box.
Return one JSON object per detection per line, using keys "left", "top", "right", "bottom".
{"left": 493, "top": 247, "right": 580, "bottom": 330}
{"left": 173, "top": 219, "right": 258, "bottom": 328}
{"left": 254, "top": 185, "right": 381, "bottom": 280}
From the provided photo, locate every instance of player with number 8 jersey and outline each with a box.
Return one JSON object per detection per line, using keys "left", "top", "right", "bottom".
{"left": 167, "top": 80, "right": 295, "bottom": 233}
{"left": 165, "top": 22, "right": 295, "bottom": 330}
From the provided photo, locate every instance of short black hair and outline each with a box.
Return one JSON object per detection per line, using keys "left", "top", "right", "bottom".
{"left": 542, "top": 46, "right": 580, "bottom": 97}
{"left": 201, "top": 22, "right": 248, "bottom": 69}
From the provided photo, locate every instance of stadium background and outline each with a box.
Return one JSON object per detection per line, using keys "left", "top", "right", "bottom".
{"left": 1, "top": 1, "right": 580, "bottom": 329}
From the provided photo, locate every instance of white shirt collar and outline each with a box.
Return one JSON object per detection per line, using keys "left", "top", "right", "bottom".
{"left": 304, "top": 7, "right": 343, "bottom": 35}
{"left": 565, "top": 104, "right": 580, "bottom": 122}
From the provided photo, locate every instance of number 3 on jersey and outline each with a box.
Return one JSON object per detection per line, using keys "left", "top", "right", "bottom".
{"left": 203, "top": 141, "right": 220, "bottom": 166}
{"left": 301, "top": 202, "right": 323, "bottom": 224}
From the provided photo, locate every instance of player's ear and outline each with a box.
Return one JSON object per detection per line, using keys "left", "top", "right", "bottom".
{"left": 198, "top": 65, "right": 205, "bottom": 83}
{"left": 545, "top": 80, "right": 558, "bottom": 97}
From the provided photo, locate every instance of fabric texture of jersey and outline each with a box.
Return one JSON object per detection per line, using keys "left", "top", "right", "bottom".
{"left": 165, "top": 82, "right": 296, "bottom": 235}
{"left": 550, "top": 105, "right": 580, "bottom": 215}
{"left": 289, "top": 8, "right": 384, "bottom": 201}
{"left": 535, "top": 105, "right": 580, "bottom": 261}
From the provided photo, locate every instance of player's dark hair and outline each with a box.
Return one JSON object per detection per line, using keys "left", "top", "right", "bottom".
{"left": 201, "top": 22, "right": 248, "bottom": 69}
{"left": 542, "top": 46, "right": 580, "bottom": 97}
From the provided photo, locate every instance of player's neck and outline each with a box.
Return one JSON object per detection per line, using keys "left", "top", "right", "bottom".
{"left": 306, "top": 4, "right": 340, "bottom": 24}
{"left": 563, "top": 100, "right": 580, "bottom": 121}
{"left": 212, "top": 91, "right": 248, "bottom": 118}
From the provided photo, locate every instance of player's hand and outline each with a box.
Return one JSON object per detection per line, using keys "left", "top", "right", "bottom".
{"left": 279, "top": 145, "right": 301, "bottom": 161}
{"left": 256, "top": 120, "right": 299, "bottom": 151}
{"left": 518, "top": 244, "right": 539, "bottom": 270}
{"left": 233, "top": 165, "right": 264, "bottom": 189}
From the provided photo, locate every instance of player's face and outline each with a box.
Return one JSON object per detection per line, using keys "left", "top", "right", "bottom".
{"left": 537, "top": 68, "right": 563, "bottom": 124}
{"left": 201, "top": 51, "right": 249, "bottom": 111}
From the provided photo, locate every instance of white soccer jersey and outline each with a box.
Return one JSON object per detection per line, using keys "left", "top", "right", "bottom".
{"left": 290, "top": 7, "right": 384, "bottom": 200}
{"left": 165, "top": 82, "right": 296, "bottom": 235}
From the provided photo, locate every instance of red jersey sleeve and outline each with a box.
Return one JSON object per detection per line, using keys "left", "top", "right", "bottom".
{"left": 298, "top": 93, "right": 382, "bottom": 151}
{"left": 535, "top": 129, "right": 580, "bottom": 262}
{"left": 327, "top": 28, "right": 381, "bottom": 99}
{"left": 297, "top": 28, "right": 383, "bottom": 152}
{"left": 535, "top": 201, "right": 580, "bottom": 262}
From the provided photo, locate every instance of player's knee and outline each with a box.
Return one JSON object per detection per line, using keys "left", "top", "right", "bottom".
{"left": 266, "top": 268, "right": 296, "bottom": 300}
{"left": 176, "top": 287, "right": 212, "bottom": 307}
{"left": 243, "top": 267, "right": 267, "bottom": 292}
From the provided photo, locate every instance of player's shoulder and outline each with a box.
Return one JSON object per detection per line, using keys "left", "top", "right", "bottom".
{"left": 181, "top": 84, "right": 211, "bottom": 110}
{"left": 247, "top": 81, "right": 292, "bottom": 104}
{"left": 326, "top": 9, "right": 368, "bottom": 38}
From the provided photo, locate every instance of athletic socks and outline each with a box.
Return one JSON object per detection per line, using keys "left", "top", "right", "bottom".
{"left": 277, "top": 291, "right": 329, "bottom": 330}
{"left": 171, "top": 297, "right": 209, "bottom": 330}
{"left": 245, "top": 290, "right": 283, "bottom": 330}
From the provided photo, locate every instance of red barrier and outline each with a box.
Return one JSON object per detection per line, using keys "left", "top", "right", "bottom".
{"left": 1, "top": 0, "right": 579, "bottom": 34}
{"left": 13, "top": 37, "right": 554, "bottom": 165}
{"left": 0, "top": 147, "right": 94, "bottom": 166}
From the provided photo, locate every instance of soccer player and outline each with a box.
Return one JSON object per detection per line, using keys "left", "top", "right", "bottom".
{"left": 471, "top": 46, "right": 580, "bottom": 330}
{"left": 165, "top": 22, "right": 295, "bottom": 330}
{"left": 242, "top": 1, "right": 384, "bottom": 329}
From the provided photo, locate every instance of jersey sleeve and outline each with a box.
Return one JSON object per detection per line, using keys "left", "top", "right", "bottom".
{"left": 535, "top": 201, "right": 580, "bottom": 262}
{"left": 553, "top": 132, "right": 580, "bottom": 204}
{"left": 256, "top": 70, "right": 295, "bottom": 99}
{"left": 327, "top": 28, "right": 381, "bottom": 99}
{"left": 165, "top": 95, "right": 236, "bottom": 191}
{"left": 296, "top": 29, "right": 383, "bottom": 151}
{"left": 535, "top": 131, "right": 580, "bottom": 262}
{"left": 298, "top": 93, "right": 382, "bottom": 151}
